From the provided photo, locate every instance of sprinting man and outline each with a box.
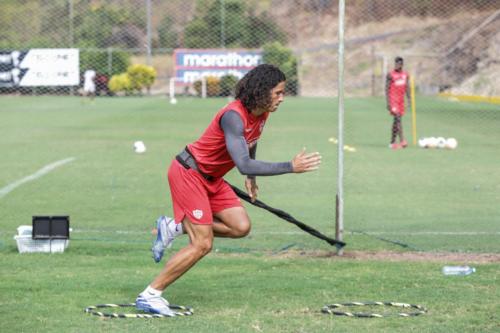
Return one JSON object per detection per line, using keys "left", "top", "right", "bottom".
{"left": 386, "top": 56, "right": 410, "bottom": 149}
{"left": 136, "top": 64, "right": 322, "bottom": 315}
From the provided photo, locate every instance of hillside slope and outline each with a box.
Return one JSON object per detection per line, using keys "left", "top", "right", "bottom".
{"left": 270, "top": 6, "right": 500, "bottom": 97}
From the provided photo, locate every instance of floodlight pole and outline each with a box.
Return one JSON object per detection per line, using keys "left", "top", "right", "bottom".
{"left": 336, "top": 0, "right": 345, "bottom": 256}
{"left": 107, "top": 47, "right": 113, "bottom": 76}
{"left": 220, "top": 0, "right": 226, "bottom": 48}
{"left": 69, "top": 0, "right": 74, "bottom": 47}
{"left": 69, "top": 0, "right": 74, "bottom": 96}
{"left": 146, "top": 0, "right": 152, "bottom": 66}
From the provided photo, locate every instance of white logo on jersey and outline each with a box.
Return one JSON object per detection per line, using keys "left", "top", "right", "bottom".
{"left": 192, "top": 209, "right": 203, "bottom": 219}
{"left": 394, "top": 78, "right": 406, "bottom": 86}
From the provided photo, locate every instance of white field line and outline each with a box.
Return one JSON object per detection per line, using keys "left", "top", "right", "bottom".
{"left": 0, "top": 157, "right": 76, "bottom": 198}
{"left": 264, "top": 231, "right": 500, "bottom": 236}
{"left": 352, "top": 231, "right": 500, "bottom": 236}
{"left": 69, "top": 229, "right": 500, "bottom": 236}
{"left": 72, "top": 229, "right": 150, "bottom": 234}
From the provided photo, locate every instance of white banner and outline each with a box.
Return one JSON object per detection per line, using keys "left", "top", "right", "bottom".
{"left": 0, "top": 49, "right": 79, "bottom": 87}
{"left": 174, "top": 49, "right": 262, "bottom": 84}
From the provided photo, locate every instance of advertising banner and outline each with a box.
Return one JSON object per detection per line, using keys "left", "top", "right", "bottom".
{"left": 174, "top": 49, "right": 262, "bottom": 84}
{"left": 0, "top": 49, "right": 79, "bottom": 87}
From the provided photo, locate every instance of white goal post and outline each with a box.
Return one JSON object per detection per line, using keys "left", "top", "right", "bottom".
{"left": 169, "top": 77, "right": 207, "bottom": 103}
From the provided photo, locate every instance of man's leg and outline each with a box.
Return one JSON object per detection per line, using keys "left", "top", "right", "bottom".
{"left": 158, "top": 207, "right": 250, "bottom": 240}
{"left": 153, "top": 178, "right": 250, "bottom": 262}
{"left": 212, "top": 206, "right": 251, "bottom": 238}
{"left": 150, "top": 217, "right": 213, "bottom": 290}
{"left": 397, "top": 115, "right": 406, "bottom": 143}
{"left": 137, "top": 217, "right": 212, "bottom": 315}
{"left": 391, "top": 116, "right": 398, "bottom": 144}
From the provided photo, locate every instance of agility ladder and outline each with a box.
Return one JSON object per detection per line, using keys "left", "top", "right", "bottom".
{"left": 322, "top": 301, "right": 427, "bottom": 318}
{"left": 85, "top": 303, "right": 193, "bottom": 318}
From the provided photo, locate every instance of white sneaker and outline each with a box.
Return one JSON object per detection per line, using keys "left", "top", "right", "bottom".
{"left": 152, "top": 216, "right": 175, "bottom": 263}
{"left": 135, "top": 293, "right": 175, "bottom": 316}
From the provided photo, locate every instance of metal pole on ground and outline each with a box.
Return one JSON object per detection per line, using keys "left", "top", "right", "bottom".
{"left": 336, "top": 0, "right": 345, "bottom": 255}
{"left": 371, "top": 45, "right": 375, "bottom": 96}
{"left": 410, "top": 75, "right": 417, "bottom": 146}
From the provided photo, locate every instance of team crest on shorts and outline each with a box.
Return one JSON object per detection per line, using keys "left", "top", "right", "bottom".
{"left": 192, "top": 209, "right": 203, "bottom": 219}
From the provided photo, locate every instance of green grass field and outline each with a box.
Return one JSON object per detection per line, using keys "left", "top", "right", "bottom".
{"left": 1, "top": 95, "right": 499, "bottom": 332}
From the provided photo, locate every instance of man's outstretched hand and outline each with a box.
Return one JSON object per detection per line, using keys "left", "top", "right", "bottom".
{"left": 292, "top": 148, "right": 322, "bottom": 173}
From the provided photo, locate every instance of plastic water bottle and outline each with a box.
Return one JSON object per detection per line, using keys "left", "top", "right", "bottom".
{"left": 442, "top": 266, "right": 476, "bottom": 276}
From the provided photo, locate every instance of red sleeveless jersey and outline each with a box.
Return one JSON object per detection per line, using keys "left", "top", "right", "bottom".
{"left": 187, "top": 99, "right": 269, "bottom": 178}
{"left": 388, "top": 70, "right": 409, "bottom": 112}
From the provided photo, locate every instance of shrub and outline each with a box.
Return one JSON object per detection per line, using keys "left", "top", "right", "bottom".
{"left": 126, "top": 64, "right": 157, "bottom": 93}
{"left": 219, "top": 74, "right": 239, "bottom": 96}
{"left": 108, "top": 73, "right": 132, "bottom": 94}
{"left": 194, "top": 76, "right": 220, "bottom": 97}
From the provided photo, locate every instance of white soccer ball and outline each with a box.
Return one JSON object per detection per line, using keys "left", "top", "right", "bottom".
{"left": 427, "top": 137, "right": 438, "bottom": 148}
{"left": 445, "top": 138, "right": 458, "bottom": 149}
{"left": 418, "top": 138, "right": 428, "bottom": 148}
{"left": 170, "top": 97, "right": 177, "bottom": 105}
{"left": 437, "top": 137, "right": 446, "bottom": 149}
{"left": 133, "top": 140, "right": 146, "bottom": 154}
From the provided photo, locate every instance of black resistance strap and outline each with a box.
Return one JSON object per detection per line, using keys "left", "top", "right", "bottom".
{"left": 229, "top": 184, "right": 346, "bottom": 249}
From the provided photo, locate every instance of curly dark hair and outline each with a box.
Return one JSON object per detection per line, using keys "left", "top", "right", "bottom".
{"left": 235, "top": 64, "right": 286, "bottom": 111}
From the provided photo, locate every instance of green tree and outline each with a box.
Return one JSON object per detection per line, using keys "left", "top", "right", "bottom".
{"left": 73, "top": 3, "right": 144, "bottom": 48}
{"left": 80, "top": 50, "right": 130, "bottom": 77}
{"left": 183, "top": 0, "right": 286, "bottom": 48}
{"left": 0, "top": 1, "right": 45, "bottom": 48}
{"left": 74, "top": 5, "right": 121, "bottom": 47}
{"left": 244, "top": 14, "right": 286, "bottom": 48}
{"left": 158, "top": 16, "right": 178, "bottom": 49}
{"left": 263, "top": 42, "right": 298, "bottom": 95}
{"left": 184, "top": 19, "right": 213, "bottom": 48}
{"left": 205, "top": 0, "right": 248, "bottom": 47}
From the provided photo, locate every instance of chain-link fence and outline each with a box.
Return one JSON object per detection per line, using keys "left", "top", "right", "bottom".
{"left": 1, "top": 0, "right": 499, "bottom": 98}
{"left": 1, "top": 0, "right": 499, "bottom": 251}
{"left": 334, "top": 0, "right": 500, "bottom": 252}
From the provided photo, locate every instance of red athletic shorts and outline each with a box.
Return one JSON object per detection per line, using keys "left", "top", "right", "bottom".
{"left": 389, "top": 102, "right": 405, "bottom": 116}
{"left": 167, "top": 159, "right": 242, "bottom": 225}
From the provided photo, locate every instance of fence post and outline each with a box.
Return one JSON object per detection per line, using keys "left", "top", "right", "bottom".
{"left": 336, "top": 0, "right": 345, "bottom": 256}
{"left": 146, "top": 0, "right": 152, "bottom": 66}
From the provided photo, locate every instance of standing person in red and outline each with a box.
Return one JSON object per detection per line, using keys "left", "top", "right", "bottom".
{"left": 386, "top": 56, "right": 410, "bottom": 149}
{"left": 135, "top": 64, "right": 322, "bottom": 315}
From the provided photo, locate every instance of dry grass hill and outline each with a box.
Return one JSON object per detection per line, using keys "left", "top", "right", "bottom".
{"left": 144, "top": 0, "right": 500, "bottom": 97}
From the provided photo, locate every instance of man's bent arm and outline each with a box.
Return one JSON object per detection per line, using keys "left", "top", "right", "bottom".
{"left": 221, "top": 110, "right": 293, "bottom": 176}
{"left": 247, "top": 143, "right": 257, "bottom": 179}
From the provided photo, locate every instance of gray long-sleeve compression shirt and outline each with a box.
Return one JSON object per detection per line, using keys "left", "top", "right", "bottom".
{"left": 220, "top": 110, "right": 293, "bottom": 177}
